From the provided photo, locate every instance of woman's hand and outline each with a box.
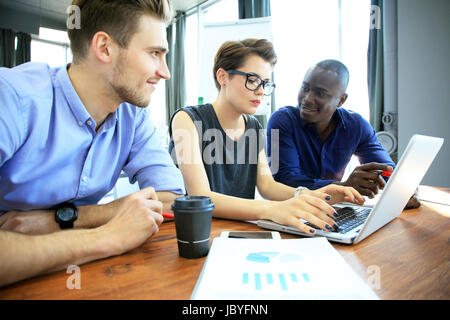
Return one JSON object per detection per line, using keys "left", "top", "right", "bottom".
{"left": 263, "top": 194, "right": 339, "bottom": 235}
{"left": 301, "top": 184, "right": 365, "bottom": 205}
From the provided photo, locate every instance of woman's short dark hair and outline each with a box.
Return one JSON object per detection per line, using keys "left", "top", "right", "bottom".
{"left": 213, "top": 38, "right": 277, "bottom": 90}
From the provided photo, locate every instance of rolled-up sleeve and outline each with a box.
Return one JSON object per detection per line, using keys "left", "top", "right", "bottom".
{"left": 123, "top": 109, "right": 185, "bottom": 195}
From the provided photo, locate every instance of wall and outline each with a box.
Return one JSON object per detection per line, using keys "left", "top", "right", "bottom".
{"left": 0, "top": 5, "right": 66, "bottom": 35}
{"left": 397, "top": 0, "right": 450, "bottom": 187}
{"left": 0, "top": 5, "right": 40, "bottom": 34}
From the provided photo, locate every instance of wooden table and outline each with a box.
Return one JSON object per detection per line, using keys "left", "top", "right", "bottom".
{"left": 0, "top": 187, "right": 449, "bottom": 300}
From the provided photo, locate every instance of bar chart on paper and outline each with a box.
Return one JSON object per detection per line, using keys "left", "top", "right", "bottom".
{"left": 241, "top": 251, "right": 312, "bottom": 292}
{"left": 242, "top": 272, "right": 310, "bottom": 291}
{"left": 191, "top": 238, "right": 379, "bottom": 300}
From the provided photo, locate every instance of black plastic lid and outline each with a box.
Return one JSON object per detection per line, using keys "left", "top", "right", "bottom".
{"left": 171, "top": 196, "right": 214, "bottom": 211}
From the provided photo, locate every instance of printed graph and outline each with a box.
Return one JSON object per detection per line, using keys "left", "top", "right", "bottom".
{"left": 246, "top": 251, "right": 303, "bottom": 263}
{"left": 242, "top": 272, "right": 311, "bottom": 291}
{"left": 243, "top": 251, "right": 311, "bottom": 291}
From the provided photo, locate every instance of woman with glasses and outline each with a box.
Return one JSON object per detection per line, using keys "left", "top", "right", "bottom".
{"left": 169, "top": 39, "right": 364, "bottom": 235}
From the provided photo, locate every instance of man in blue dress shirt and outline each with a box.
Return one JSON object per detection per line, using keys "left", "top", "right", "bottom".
{"left": 0, "top": 0, "right": 185, "bottom": 287}
{"left": 267, "top": 59, "right": 419, "bottom": 209}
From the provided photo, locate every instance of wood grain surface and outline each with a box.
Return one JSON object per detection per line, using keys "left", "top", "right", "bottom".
{"left": 0, "top": 188, "right": 448, "bottom": 300}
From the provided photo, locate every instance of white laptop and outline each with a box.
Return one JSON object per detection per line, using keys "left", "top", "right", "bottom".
{"left": 258, "top": 134, "right": 444, "bottom": 244}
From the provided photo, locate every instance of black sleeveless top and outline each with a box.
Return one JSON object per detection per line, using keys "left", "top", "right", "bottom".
{"left": 168, "top": 104, "right": 265, "bottom": 199}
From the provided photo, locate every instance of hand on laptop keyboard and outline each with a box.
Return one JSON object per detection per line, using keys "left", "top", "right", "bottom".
{"left": 305, "top": 207, "right": 370, "bottom": 234}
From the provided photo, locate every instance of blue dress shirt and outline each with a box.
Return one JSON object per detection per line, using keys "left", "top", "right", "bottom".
{"left": 266, "top": 106, "right": 395, "bottom": 189}
{"left": 0, "top": 62, "right": 185, "bottom": 213}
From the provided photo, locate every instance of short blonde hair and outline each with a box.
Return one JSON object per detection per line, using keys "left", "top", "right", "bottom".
{"left": 67, "top": 0, "right": 173, "bottom": 63}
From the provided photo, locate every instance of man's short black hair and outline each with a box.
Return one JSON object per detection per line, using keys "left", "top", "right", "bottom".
{"left": 315, "top": 59, "right": 350, "bottom": 91}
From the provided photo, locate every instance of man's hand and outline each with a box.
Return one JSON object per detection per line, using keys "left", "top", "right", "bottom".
{"left": 0, "top": 186, "right": 168, "bottom": 236}
{"left": 0, "top": 210, "right": 58, "bottom": 235}
{"left": 405, "top": 190, "right": 421, "bottom": 209}
{"left": 100, "top": 187, "right": 164, "bottom": 255}
{"left": 337, "top": 162, "right": 393, "bottom": 199}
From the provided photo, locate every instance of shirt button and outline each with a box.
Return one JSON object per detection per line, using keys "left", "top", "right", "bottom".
{"left": 82, "top": 176, "right": 88, "bottom": 182}
{"left": 87, "top": 120, "right": 93, "bottom": 126}
{"left": 78, "top": 121, "right": 83, "bottom": 126}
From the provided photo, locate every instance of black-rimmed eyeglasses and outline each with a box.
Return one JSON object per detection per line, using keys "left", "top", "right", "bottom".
{"left": 226, "top": 70, "right": 276, "bottom": 96}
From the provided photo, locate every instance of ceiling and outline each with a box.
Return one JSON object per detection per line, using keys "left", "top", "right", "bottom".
{"left": 0, "top": 0, "right": 207, "bottom": 28}
{"left": 172, "top": 0, "right": 207, "bottom": 12}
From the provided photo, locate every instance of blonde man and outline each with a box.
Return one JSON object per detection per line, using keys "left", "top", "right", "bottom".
{"left": 0, "top": 0, "right": 184, "bottom": 287}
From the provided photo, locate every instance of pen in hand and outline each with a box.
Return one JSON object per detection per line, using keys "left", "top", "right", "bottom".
{"left": 162, "top": 211, "right": 174, "bottom": 219}
{"left": 381, "top": 170, "right": 392, "bottom": 178}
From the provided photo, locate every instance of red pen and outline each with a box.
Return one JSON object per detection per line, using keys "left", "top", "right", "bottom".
{"left": 162, "top": 211, "right": 174, "bottom": 219}
{"left": 381, "top": 170, "right": 392, "bottom": 178}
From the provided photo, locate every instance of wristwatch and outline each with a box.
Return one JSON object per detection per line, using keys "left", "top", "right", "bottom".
{"left": 55, "top": 202, "right": 78, "bottom": 229}
{"left": 294, "top": 186, "right": 309, "bottom": 197}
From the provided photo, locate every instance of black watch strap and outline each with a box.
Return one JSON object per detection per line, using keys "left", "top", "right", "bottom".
{"left": 55, "top": 202, "right": 78, "bottom": 229}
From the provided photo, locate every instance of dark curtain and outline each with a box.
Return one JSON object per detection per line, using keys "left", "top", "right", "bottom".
{"left": 165, "top": 12, "right": 187, "bottom": 127}
{"left": 0, "top": 28, "right": 32, "bottom": 68}
{"left": 0, "top": 28, "right": 16, "bottom": 68}
{"left": 165, "top": 23, "right": 175, "bottom": 126}
{"left": 238, "top": 0, "right": 273, "bottom": 128}
{"left": 367, "top": 0, "right": 384, "bottom": 132}
{"left": 15, "top": 32, "right": 31, "bottom": 66}
{"left": 239, "top": 0, "right": 271, "bottom": 18}
{"left": 174, "top": 12, "right": 186, "bottom": 113}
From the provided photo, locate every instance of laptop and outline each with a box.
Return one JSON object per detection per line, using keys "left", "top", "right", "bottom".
{"left": 257, "top": 134, "right": 444, "bottom": 244}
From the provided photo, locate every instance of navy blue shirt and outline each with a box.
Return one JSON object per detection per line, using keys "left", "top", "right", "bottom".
{"left": 266, "top": 106, "right": 395, "bottom": 189}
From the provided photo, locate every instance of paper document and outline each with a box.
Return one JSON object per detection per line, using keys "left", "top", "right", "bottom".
{"left": 191, "top": 237, "right": 379, "bottom": 300}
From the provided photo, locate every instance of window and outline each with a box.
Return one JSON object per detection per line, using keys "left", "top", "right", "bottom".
{"left": 184, "top": 0, "right": 239, "bottom": 107}
{"left": 185, "top": 12, "right": 199, "bottom": 106}
{"left": 271, "top": 0, "right": 372, "bottom": 176}
{"left": 203, "top": 0, "right": 238, "bottom": 23}
{"left": 271, "top": 0, "right": 371, "bottom": 120}
{"left": 148, "top": 80, "right": 168, "bottom": 147}
{"left": 184, "top": 0, "right": 370, "bottom": 119}
{"left": 31, "top": 27, "right": 72, "bottom": 67}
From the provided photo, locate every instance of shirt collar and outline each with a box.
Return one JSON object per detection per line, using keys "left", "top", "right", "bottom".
{"left": 56, "top": 64, "right": 118, "bottom": 131}
{"left": 295, "top": 105, "right": 309, "bottom": 128}
{"left": 296, "top": 105, "right": 347, "bottom": 130}
{"left": 56, "top": 64, "right": 92, "bottom": 126}
{"left": 334, "top": 108, "right": 347, "bottom": 129}
{"left": 100, "top": 111, "right": 118, "bottom": 132}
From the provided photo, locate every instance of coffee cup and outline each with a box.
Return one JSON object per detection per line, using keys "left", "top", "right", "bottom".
{"left": 171, "top": 196, "right": 215, "bottom": 259}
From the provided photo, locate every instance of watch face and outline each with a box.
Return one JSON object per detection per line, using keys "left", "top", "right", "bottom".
{"left": 58, "top": 207, "right": 74, "bottom": 222}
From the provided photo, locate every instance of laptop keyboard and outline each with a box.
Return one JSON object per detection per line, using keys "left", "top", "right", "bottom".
{"left": 305, "top": 206, "right": 371, "bottom": 234}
